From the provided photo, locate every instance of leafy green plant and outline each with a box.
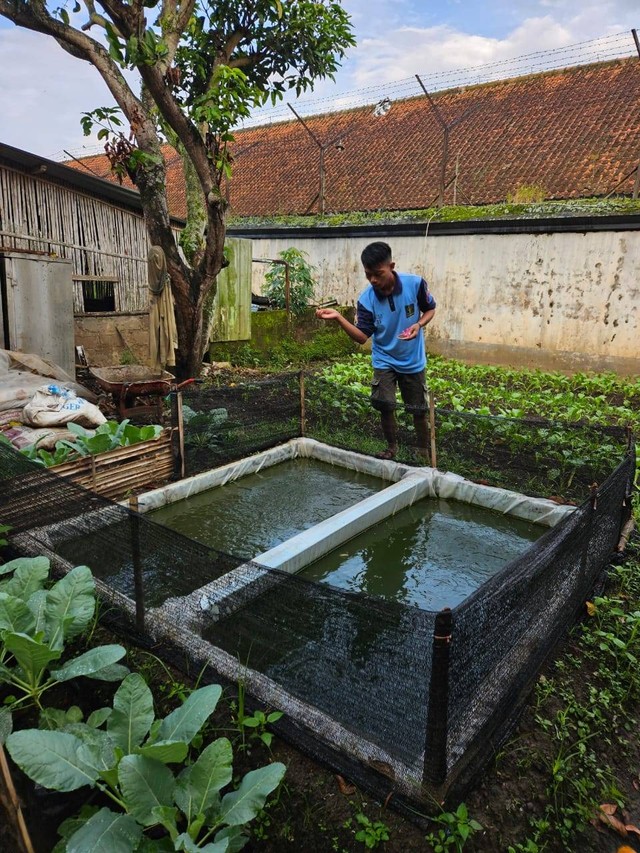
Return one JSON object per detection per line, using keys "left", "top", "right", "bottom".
{"left": 263, "top": 248, "right": 317, "bottom": 315}
{"left": 20, "top": 420, "right": 163, "bottom": 468}
{"left": 425, "top": 803, "right": 482, "bottom": 852}
{"left": 354, "top": 812, "right": 390, "bottom": 849}
{"left": 0, "top": 557, "right": 128, "bottom": 717}
{"left": 6, "top": 673, "right": 286, "bottom": 851}
{"left": 232, "top": 676, "right": 282, "bottom": 751}
{"left": 182, "top": 406, "right": 229, "bottom": 452}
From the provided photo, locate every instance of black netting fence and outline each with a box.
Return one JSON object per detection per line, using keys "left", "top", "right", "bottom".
{"left": 180, "top": 374, "right": 301, "bottom": 476}
{"left": 0, "top": 371, "right": 635, "bottom": 810}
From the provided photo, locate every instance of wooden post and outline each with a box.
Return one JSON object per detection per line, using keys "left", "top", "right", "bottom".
{"left": 429, "top": 391, "right": 437, "bottom": 469}
{"left": 170, "top": 390, "right": 185, "bottom": 479}
{"left": 299, "top": 371, "right": 306, "bottom": 437}
{"left": 424, "top": 608, "right": 452, "bottom": 785}
{"left": 129, "top": 494, "right": 145, "bottom": 632}
{"left": 0, "top": 745, "right": 35, "bottom": 853}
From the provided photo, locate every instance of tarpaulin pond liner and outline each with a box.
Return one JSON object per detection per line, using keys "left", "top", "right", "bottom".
{"left": 0, "top": 389, "right": 634, "bottom": 812}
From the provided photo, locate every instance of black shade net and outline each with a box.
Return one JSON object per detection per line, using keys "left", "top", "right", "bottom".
{"left": 0, "top": 371, "right": 634, "bottom": 808}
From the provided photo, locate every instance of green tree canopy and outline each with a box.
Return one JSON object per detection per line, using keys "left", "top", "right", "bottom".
{"left": 0, "top": 0, "right": 354, "bottom": 377}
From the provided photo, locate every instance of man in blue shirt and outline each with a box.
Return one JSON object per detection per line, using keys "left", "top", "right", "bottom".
{"left": 316, "top": 241, "right": 436, "bottom": 461}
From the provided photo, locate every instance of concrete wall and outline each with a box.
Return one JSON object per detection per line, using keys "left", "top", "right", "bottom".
{"left": 247, "top": 230, "right": 640, "bottom": 375}
{"left": 74, "top": 312, "right": 149, "bottom": 367}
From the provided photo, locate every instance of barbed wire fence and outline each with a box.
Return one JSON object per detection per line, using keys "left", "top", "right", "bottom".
{"left": 58, "top": 30, "right": 640, "bottom": 214}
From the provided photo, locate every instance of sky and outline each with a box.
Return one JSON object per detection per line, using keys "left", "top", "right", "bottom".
{"left": 0, "top": 0, "right": 637, "bottom": 160}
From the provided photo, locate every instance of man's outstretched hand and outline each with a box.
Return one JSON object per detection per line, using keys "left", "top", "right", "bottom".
{"left": 316, "top": 308, "right": 341, "bottom": 321}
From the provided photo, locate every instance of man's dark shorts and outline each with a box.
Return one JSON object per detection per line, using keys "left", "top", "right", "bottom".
{"left": 370, "top": 368, "right": 428, "bottom": 414}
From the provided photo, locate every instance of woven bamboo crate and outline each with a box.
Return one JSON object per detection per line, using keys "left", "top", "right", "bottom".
{"left": 52, "top": 429, "right": 175, "bottom": 499}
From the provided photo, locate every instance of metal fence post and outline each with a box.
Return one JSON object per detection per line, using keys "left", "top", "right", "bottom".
{"left": 424, "top": 608, "right": 452, "bottom": 786}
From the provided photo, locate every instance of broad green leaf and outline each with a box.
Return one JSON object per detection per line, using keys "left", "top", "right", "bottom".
{"left": 45, "top": 565, "right": 95, "bottom": 646}
{"left": 0, "top": 593, "right": 36, "bottom": 634}
{"left": 6, "top": 730, "right": 99, "bottom": 791}
{"left": 214, "top": 825, "right": 249, "bottom": 853}
{"left": 66, "top": 807, "right": 142, "bottom": 853}
{"left": 50, "top": 644, "right": 126, "bottom": 682}
{"left": 87, "top": 707, "right": 112, "bottom": 728}
{"left": 118, "top": 754, "right": 175, "bottom": 826}
{"left": 40, "top": 707, "right": 83, "bottom": 730}
{"left": 1, "top": 559, "right": 49, "bottom": 601}
{"left": 157, "top": 684, "right": 221, "bottom": 745}
{"left": 26, "top": 589, "right": 47, "bottom": 634}
{"left": 175, "top": 834, "right": 229, "bottom": 853}
{"left": 108, "top": 673, "right": 154, "bottom": 751}
{"left": 54, "top": 805, "right": 100, "bottom": 853}
{"left": 3, "top": 632, "right": 61, "bottom": 681}
{"left": 77, "top": 738, "right": 118, "bottom": 777}
{"left": 149, "top": 804, "right": 179, "bottom": 841}
{"left": 177, "top": 738, "right": 232, "bottom": 819}
{"left": 219, "top": 763, "right": 285, "bottom": 827}
{"left": 90, "top": 662, "right": 130, "bottom": 682}
{"left": 0, "top": 708, "right": 12, "bottom": 745}
{"left": 136, "top": 740, "right": 188, "bottom": 764}
{"left": 0, "top": 556, "right": 49, "bottom": 577}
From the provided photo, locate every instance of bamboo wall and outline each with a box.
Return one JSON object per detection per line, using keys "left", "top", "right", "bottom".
{"left": 0, "top": 163, "right": 150, "bottom": 312}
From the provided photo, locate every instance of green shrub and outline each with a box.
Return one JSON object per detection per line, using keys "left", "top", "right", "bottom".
{"left": 263, "top": 248, "right": 316, "bottom": 314}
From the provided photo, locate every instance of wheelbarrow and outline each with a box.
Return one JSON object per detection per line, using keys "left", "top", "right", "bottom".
{"left": 89, "top": 366, "right": 194, "bottom": 420}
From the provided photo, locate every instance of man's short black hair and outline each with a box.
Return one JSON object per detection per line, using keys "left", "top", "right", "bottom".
{"left": 361, "top": 242, "right": 392, "bottom": 267}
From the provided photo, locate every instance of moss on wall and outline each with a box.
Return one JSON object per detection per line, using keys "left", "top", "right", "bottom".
{"left": 209, "top": 307, "right": 358, "bottom": 367}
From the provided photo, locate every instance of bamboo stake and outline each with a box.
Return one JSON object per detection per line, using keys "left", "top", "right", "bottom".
{"left": 0, "top": 744, "right": 35, "bottom": 853}
{"left": 299, "top": 371, "right": 306, "bottom": 437}
{"left": 429, "top": 390, "right": 437, "bottom": 469}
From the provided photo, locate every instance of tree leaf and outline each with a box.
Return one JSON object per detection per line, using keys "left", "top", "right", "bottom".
{"left": 118, "top": 754, "right": 175, "bottom": 826}
{"left": 0, "top": 593, "right": 36, "bottom": 635}
{"left": 66, "top": 807, "right": 142, "bottom": 853}
{"left": 108, "top": 673, "right": 154, "bottom": 751}
{"left": 50, "top": 644, "right": 126, "bottom": 682}
{"left": 219, "top": 763, "right": 285, "bottom": 826}
{"left": 6, "top": 730, "right": 99, "bottom": 791}
{"left": 177, "top": 737, "right": 232, "bottom": 819}
{"left": 3, "top": 632, "right": 61, "bottom": 682}
{"left": 157, "top": 684, "right": 221, "bottom": 745}
{"left": 45, "top": 565, "right": 95, "bottom": 647}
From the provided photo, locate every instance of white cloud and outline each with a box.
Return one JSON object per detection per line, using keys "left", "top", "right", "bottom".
{"left": 0, "top": 0, "right": 637, "bottom": 154}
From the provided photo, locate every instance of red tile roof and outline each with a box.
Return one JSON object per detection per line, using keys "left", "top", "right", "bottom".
{"left": 67, "top": 59, "right": 640, "bottom": 218}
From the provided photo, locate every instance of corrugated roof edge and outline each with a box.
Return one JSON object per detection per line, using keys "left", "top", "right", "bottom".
{"left": 0, "top": 141, "right": 185, "bottom": 227}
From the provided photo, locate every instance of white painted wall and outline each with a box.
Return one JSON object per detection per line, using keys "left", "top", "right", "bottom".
{"left": 247, "top": 229, "right": 640, "bottom": 375}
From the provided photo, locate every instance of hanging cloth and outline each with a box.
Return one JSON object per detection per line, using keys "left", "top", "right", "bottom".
{"left": 147, "top": 245, "right": 178, "bottom": 372}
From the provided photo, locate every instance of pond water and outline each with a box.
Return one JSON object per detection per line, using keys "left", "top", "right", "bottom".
{"left": 148, "top": 457, "right": 386, "bottom": 559}
{"left": 299, "top": 497, "right": 544, "bottom": 610}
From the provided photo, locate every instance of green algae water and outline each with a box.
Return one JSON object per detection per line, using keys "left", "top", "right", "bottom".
{"left": 300, "top": 497, "right": 544, "bottom": 610}
{"left": 148, "top": 458, "right": 386, "bottom": 559}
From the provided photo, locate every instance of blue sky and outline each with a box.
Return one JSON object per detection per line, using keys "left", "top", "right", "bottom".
{"left": 0, "top": 0, "right": 637, "bottom": 159}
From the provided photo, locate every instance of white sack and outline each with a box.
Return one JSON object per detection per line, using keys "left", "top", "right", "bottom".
{"left": 22, "top": 384, "right": 106, "bottom": 428}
